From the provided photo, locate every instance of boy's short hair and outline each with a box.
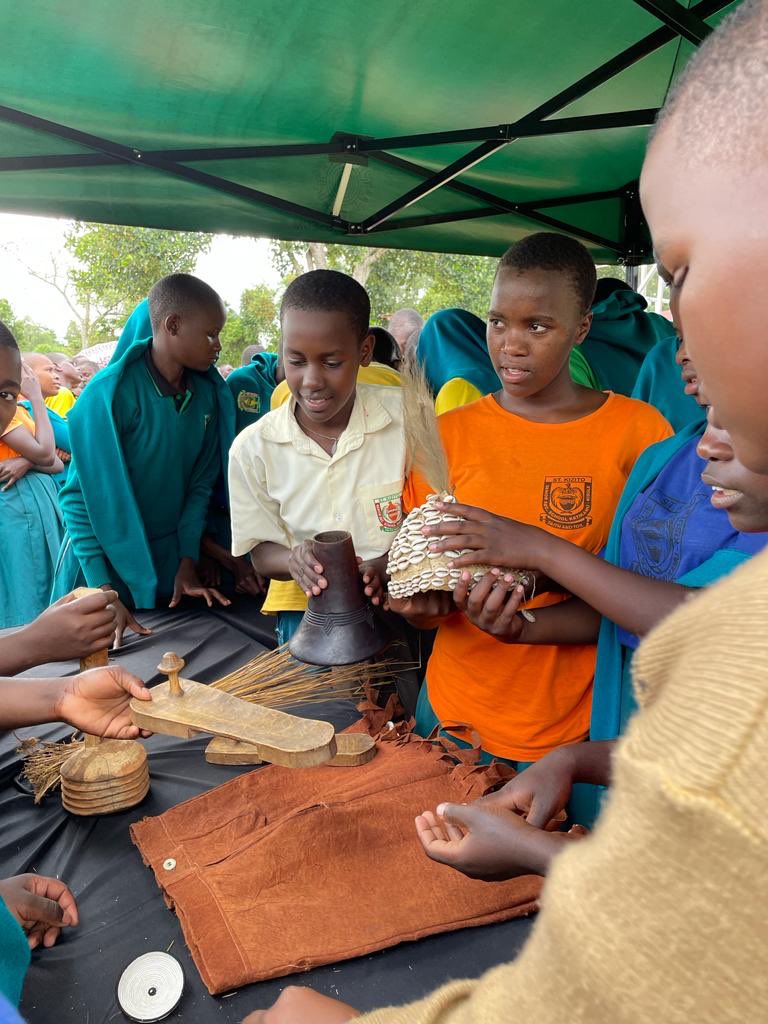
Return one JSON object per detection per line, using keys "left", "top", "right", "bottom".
{"left": 498, "top": 232, "right": 597, "bottom": 313}
{"left": 148, "top": 274, "right": 223, "bottom": 333}
{"left": 280, "top": 269, "right": 370, "bottom": 339}
{"left": 0, "top": 322, "right": 18, "bottom": 350}
{"left": 652, "top": 0, "right": 766, "bottom": 169}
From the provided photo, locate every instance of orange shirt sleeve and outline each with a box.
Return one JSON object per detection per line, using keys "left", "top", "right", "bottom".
{"left": 0, "top": 405, "right": 36, "bottom": 460}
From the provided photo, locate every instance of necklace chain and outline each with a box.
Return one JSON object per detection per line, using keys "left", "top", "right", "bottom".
{"left": 297, "top": 417, "right": 341, "bottom": 454}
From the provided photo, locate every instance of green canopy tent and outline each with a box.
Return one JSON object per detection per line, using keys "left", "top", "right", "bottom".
{"left": 0, "top": 0, "right": 740, "bottom": 263}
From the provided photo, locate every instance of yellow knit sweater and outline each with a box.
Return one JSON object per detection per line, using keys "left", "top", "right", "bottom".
{"left": 357, "top": 548, "right": 768, "bottom": 1023}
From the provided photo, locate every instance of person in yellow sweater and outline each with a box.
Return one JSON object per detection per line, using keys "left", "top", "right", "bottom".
{"left": 45, "top": 353, "right": 81, "bottom": 416}
{"left": 242, "top": 2, "right": 768, "bottom": 1020}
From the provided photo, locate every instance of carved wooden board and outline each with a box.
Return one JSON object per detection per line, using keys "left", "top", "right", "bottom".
{"left": 130, "top": 678, "right": 337, "bottom": 768}
{"left": 205, "top": 731, "right": 377, "bottom": 767}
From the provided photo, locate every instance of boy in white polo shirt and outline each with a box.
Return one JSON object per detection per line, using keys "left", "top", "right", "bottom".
{"left": 228, "top": 270, "right": 405, "bottom": 644}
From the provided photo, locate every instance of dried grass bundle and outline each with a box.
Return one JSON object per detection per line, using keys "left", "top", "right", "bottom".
{"left": 18, "top": 733, "right": 84, "bottom": 803}
{"left": 400, "top": 354, "right": 451, "bottom": 494}
{"left": 211, "top": 644, "right": 397, "bottom": 707}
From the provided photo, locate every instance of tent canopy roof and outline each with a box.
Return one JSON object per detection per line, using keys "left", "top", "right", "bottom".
{"left": 0, "top": 0, "right": 738, "bottom": 262}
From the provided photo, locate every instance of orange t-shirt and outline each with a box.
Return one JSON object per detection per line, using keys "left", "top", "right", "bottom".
{"left": 403, "top": 392, "right": 672, "bottom": 761}
{"left": 0, "top": 405, "right": 35, "bottom": 461}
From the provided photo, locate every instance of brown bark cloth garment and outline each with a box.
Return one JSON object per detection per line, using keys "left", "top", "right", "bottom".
{"left": 130, "top": 703, "right": 542, "bottom": 995}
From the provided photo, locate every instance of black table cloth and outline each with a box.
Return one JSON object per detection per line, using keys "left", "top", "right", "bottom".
{"left": 0, "top": 599, "right": 533, "bottom": 1022}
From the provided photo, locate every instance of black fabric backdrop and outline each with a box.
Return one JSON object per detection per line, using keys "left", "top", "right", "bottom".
{"left": 0, "top": 600, "right": 533, "bottom": 1022}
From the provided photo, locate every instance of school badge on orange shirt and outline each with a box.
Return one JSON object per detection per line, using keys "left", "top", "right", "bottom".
{"left": 373, "top": 492, "right": 404, "bottom": 532}
{"left": 540, "top": 476, "right": 592, "bottom": 531}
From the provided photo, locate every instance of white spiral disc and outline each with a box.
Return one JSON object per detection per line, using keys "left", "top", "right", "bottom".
{"left": 117, "top": 952, "right": 184, "bottom": 1022}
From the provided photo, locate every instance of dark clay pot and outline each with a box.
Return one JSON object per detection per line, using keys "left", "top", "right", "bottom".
{"left": 288, "top": 531, "right": 390, "bottom": 666}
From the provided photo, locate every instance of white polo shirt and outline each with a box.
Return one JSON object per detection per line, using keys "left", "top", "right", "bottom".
{"left": 229, "top": 383, "right": 405, "bottom": 613}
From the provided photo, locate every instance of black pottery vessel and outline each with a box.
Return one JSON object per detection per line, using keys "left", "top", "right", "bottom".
{"left": 288, "top": 531, "right": 390, "bottom": 665}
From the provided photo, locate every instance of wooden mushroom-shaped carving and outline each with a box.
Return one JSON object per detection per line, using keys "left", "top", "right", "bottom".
{"left": 158, "top": 652, "right": 185, "bottom": 696}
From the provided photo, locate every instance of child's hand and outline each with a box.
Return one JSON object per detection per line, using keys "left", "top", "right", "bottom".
{"left": 424, "top": 501, "right": 545, "bottom": 571}
{"left": 55, "top": 447, "right": 71, "bottom": 463}
{"left": 288, "top": 541, "right": 327, "bottom": 597}
{"left": 479, "top": 748, "right": 577, "bottom": 828}
{"left": 416, "top": 802, "right": 586, "bottom": 880}
{"left": 357, "top": 555, "right": 387, "bottom": 606}
{"left": 415, "top": 802, "right": 552, "bottom": 879}
{"left": 170, "top": 557, "right": 231, "bottom": 609}
{"left": 242, "top": 986, "right": 359, "bottom": 1023}
{"left": 107, "top": 594, "right": 153, "bottom": 649}
{"left": 453, "top": 571, "right": 530, "bottom": 643}
{"left": 19, "top": 361, "right": 43, "bottom": 402}
{"left": 54, "top": 665, "right": 152, "bottom": 738}
{"left": 0, "top": 874, "right": 79, "bottom": 949}
{"left": 388, "top": 590, "right": 456, "bottom": 628}
{"left": 232, "top": 558, "right": 266, "bottom": 596}
{"left": 0, "top": 456, "right": 32, "bottom": 490}
{"left": 197, "top": 554, "right": 223, "bottom": 588}
{"left": 24, "top": 589, "right": 119, "bottom": 662}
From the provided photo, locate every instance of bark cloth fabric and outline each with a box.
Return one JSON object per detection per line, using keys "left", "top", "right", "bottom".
{"left": 131, "top": 703, "right": 541, "bottom": 995}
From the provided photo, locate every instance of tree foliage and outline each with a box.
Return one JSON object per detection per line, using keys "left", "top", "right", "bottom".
{"left": 219, "top": 284, "right": 280, "bottom": 365}
{"left": 21, "top": 223, "right": 213, "bottom": 352}
{"left": 64, "top": 223, "right": 213, "bottom": 349}
{"left": 269, "top": 240, "right": 497, "bottom": 324}
{"left": 0, "top": 297, "right": 59, "bottom": 352}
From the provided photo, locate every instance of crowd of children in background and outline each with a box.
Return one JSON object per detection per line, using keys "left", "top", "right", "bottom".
{"left": 3, "top": 6, "right": 768, "bottom": 1018}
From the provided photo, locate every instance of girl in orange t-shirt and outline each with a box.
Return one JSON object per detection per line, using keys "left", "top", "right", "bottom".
{"left": 391, "top": 233, "right": 671, "bottom": 764}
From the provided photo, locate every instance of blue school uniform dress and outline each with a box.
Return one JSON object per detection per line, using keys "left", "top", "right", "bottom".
{"left": 0, "top": 405, "right": 64, "bottom": 629}
{"left": 52, "top": 301, "right": 235, "bottom": 609}
{"left": 591, "top": 422, "right": 768, "bottom": 742}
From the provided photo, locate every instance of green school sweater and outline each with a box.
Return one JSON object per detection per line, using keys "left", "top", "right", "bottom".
{"left": 226, "top": 352, "right": 279, "bottom": 435}
{"left": 54, "top": 338, "right": 233, "bottom": 608}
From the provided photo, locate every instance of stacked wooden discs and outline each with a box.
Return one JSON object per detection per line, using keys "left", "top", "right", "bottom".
{"left": 60, "top": 736, "right": 149, "bottom": 815}
{"left": 388, "top": 492, "right": 531, "bottom": 599}
{"left": 59, "top": 623, "right": 150, "bottom": 816}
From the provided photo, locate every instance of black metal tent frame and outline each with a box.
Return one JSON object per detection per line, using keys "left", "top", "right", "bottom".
{"left": 0, "top": 0, "right": 727, "bottom": 262}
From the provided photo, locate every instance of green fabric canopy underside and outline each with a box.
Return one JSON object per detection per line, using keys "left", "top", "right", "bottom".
{"left": 0, "top": 0, "right": 740, "bottom": 260}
